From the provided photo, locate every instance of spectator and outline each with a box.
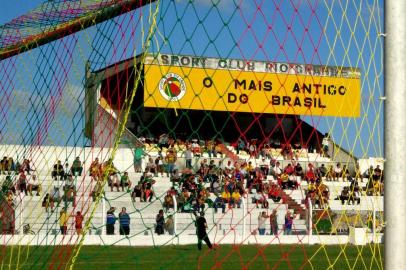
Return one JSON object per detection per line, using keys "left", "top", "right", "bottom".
{"left": 333, "top": 163, "right": 343, "bottom": 181}
{"left": 119, "top": 207, "right": 131, "bottom": 235}
{"left": 89, "top": 158, "right": 101, "bottom": 181}
{"left": 0, "top": 157, "right": 8, "bottom": 174}
{"left": 195, "top": 212, "right": 213, "bottom": 250}
{"left": 21, "top": 159, "right": 32, "bottom": 175}
{"left": 155, "top": 156, "right": 164, "bottom": 177}
{"left": 120, "top": 172, "right": 132, "bottom": 192}
{"left": 155, "top": 209, "right": 165, "bottom": 235}
{"left": 230, "top": 190, "right": 241, "bottom": 208}
{"left": 59, "top": 208, "right": 68, "bottom": 235}
{"left": 294, "top": 163, "right": 304, "bottom": 179}
{"left": 52, "top": 160, "right": 64, "bottom": 181}
{"left": 42, "top": 193, "right": 54, "bottom": 212}
{"left": 165, "top": 149, "right": 177, "bottom": 177}
{"left": 131, "top": 183, "right": 142, "bottom": 202}
{"left": 71, "top": 157, "right": 83, "bottom": 176}
{"left": 75, "top": 211, "right": 84, "bottom": 235}
{"left": 269, "top": 209, "right": 278, "bottom": 235}
{"left": 339, "top": 187, "right": 350, "bottom": 205}
{"left": 18, "top": 171, "right": 28, "bottom": 195}
{"left": 213, "top": 195, "right": 226, "bottom": 214}
{"left": 253, "top": 190, "right": 269, "bottom": 209}
{"left": 27, "top": 174, "right": 41, "bottom": 196}
{"left": 133, "top": 143, "right": 145, "bottom": 173}
{"left": 2, "top": 175, "right": 16, "bottom": 195}
{"left": 106, "top": 207, "right": 117, "bottom": 235}
{"left": 164, "top": 215, "right": 175, "bottom": 235}
{"left": 163, "top": 192, "right": 175, "bottom": 211}
{"left": 258, "top": 211, "right": 268, "bottom": 235}
{"left": 284, "top": 211, "right": 293, "bottom": 235}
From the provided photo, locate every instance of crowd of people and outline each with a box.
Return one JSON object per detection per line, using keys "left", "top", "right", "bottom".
{"left": 0, "top": 141, "right": 385, "bottom": 237}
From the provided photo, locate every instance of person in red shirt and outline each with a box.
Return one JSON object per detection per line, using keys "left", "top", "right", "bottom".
{"left": 75, "top": 211, "right": 84, "bottom": 235}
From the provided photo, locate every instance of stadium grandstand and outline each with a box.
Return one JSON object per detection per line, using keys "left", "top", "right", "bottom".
{"left": 0, "top": 0, "right": 399, "bottom": 269}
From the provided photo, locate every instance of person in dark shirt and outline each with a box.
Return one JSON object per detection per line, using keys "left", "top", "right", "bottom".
{"left": 195, "top": 212, "right": 213, "bottom": 250}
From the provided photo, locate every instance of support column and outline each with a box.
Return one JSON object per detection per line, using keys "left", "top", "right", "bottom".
{"left": 385, "top": 1, "right": 406, "bottom": 268}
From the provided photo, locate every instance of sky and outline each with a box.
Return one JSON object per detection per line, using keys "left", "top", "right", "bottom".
{"left": 0, "top": 0, "right": 385, "bottom": 158}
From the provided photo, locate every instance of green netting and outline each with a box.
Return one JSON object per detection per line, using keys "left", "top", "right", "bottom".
{"left": 0, "top": 0, "right": 384, "bottom": 269}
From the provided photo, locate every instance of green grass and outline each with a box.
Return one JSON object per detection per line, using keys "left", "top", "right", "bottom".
{"left": 1, "top": 244, "right": 384, "bottom": 270}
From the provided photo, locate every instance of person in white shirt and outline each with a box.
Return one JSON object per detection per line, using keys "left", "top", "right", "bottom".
{"left": 28, "top": 174, "right": 42, "bottom": 196}
{"left": 258, "top": 211, "right": 269, "bottom": 235}
{"left": 334, "top": 163, "right": 343, "bottom": 181}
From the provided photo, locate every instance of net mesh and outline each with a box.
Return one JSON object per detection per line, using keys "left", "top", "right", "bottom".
{"left": 0, "top": 0, "right": 384, "bottom": 269}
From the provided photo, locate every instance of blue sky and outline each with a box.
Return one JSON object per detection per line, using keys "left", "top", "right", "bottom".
{"left": 0, "top": 0, "right": 384, "bottom": 158}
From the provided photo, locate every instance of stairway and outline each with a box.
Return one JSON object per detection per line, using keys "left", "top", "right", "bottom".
{"left": 279, "top": 189, "right": 307, "bottom": 219}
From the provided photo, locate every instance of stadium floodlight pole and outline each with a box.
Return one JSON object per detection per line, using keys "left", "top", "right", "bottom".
{"left": 385, "top": 0, "right": 406, "bottom": 268}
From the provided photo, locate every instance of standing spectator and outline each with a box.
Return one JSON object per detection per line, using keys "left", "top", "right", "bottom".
{"left": 155, "top": 156, "right": 164, "bottom": 177}
{"left": 284, "top": 211, "right": 293, "bottom": 235}
{"left": 71, "top": 157, "right": 83, "bottom": 176}
{"left": 59, "top": 208, "right": 68, "bottom": 235}
{"left": 258, "top": 211, "right": 269, "bottom": 235}
{"left": 119, "top": 207, "right": 131, "bottom": 235}
{"left": 195, "top": 212, "right": 213, "bottom": 250}
{"left": 322, "top": 134, "right": 330, "bottom": 157}
{"left": 183, "top": 146, "right": 193, "bottom": 169}
{"left": 269, "top": 209, "right": 278, "bottom": 235}
{"left": 106, "top": 207, "right": 117, "bottom": 235}
{"left": 75, "top": 211, "right": 84, "bottom": 235}
{"left": 27, "top": 174, "right": 41, "bottom": 196}
{"left": 18, "top": 171, "right": 28, "bottom": 195}
{"left": 164, "top": 215, "right": 175, "bottom": 235}
{"left": 165, "top": 149, "right": 177, "bottom": 177}
{"left": 155, "top": 209, "right": 165, "bottom": 235}
{"left": 133, "top": 143, "right": 145, "bottom": 173}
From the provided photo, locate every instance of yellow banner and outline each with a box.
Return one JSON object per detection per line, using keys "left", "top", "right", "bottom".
{"left": 144, "top": 64, "right": 361, "bottom": 117}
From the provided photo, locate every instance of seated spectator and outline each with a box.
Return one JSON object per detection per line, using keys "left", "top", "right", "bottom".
{"left": 21, "top": 159, "right": 33, "bottom": 175}
{"left": 333, "top": 163, "right": 343, "bottom": 181}
{"left": 2, "top": 175, "right": 16, "bottom": 195}
{"left": 91, "top": 180, "right": 104, "bottom": 201}
{"left": 120, "top": 172, "right": 132, "bottom": 191}
{"left": 51, "top": 186, "right": 61, "bottom": 203}
{"left": 131, "top": 183, "right": 143, "bottom": 202}
{"left": 221, "top": 189, "right": 231, "bottom": 206}
{"left": 213, "top": 195, "right": 226, "bottom": 213}
{"left": 230, "top": 190, "right": 242, "bottom": 208}
{"left": 317, "top": 164, "right": 327, "bottom": 178}
{"left": 27, "top": 174, "right": 41, "bottom": 196}
{"left": 294, "top": 163, "right": 304, "bottom": 179}
{"left": 71, "top": 157, "right": 83, "bottom": 176}
{"left": 105, "top": 161, "right": 120, "bottom": 192}
{"left": 253, "top": 190, "right": 269, "bottom": 209}
{"left": 305, "top": 164, "right": 317, "bottom": 183}
{"left": 273, "top": 161, "right": 283, "bottom": 178}
{"left": 18, "top": 171, "right": 28, "bottom": 195}
{"left": 42, "top": 193, "right": 54, "bottom": 212}
{"left": 52, "top": 160, "right": 64, "bottom": 180}
{"left": 89, "top": 158, "right": 101, "bottom": 181}
{"left": 62, "top": 174, "right": 75, "bottom": 203}
{"left": 163, "top": 192, "right": 174, "bottom": 211}
{"left": 259, "top": 157, "right": 269, "bottom": 175}
{"left": 268, "top": 184, "right": 281, "bottom": 202}
{"left": 284, "top": 163, "right": 295, "bottom": 175}
{"left": 348, "top": 185, "right": 361, "bottom": 205}
{"left": 339, "top": 187, "right": 350, "bottom": 205}
{"left": 0, "top": 157, "right": 8, "bottom": 174}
